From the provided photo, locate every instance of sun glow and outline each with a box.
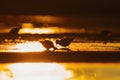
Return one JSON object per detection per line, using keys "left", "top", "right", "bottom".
{"left": 18, "top": 23, "right": 55, "bottom": 34}
{"left": 19, "top": 28, "right": 55, "bottom": 34}
{"left": 11, "top": 41, "right": 46, "bottom": 52}
{"left": 6, "top": 63, "right": 73, "bottom": 80}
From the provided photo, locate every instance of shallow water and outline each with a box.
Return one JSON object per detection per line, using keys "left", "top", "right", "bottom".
{"left": 0, "top": 63, "right": 120, "bottom": 80}
{"left": 70, "top": 42, "right": 120, "bottom": 51}
{"left": 0, "top": 42, "right": 120, "bottom": 52}
{"left": 0, "top": 41, "right": 120, "bottom": 80}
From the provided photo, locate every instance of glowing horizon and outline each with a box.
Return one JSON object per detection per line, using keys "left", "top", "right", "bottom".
{"left": 18, "top": 23, "right": 55, "bottom": 34}
{"left": 18, "top": 23, "right": 86, "bottom": 34}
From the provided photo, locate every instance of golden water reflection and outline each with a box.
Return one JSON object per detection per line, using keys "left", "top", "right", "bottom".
{"left": 0, "top": 63, "right": 120, "bottom": 80}
{"left": 0, "top": 63, "right": 73, "bottom": 80}
{"left": 0, "top": 42, "right": 120, "bottom": 52}
{"left": 0, "top": 41, "right": 47, "bottom": 52}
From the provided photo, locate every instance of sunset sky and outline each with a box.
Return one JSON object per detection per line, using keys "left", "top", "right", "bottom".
{"left": 0, "top": 0, "right": 120, "bottom": 33}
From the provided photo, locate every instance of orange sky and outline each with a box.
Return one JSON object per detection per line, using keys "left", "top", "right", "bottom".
{"left": 0, "top": 16, "right": 119, "bottom": 33}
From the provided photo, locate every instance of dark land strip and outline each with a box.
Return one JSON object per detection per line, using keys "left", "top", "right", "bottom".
{"left": 0, "top": 51, "right": 120, "bottom": 63}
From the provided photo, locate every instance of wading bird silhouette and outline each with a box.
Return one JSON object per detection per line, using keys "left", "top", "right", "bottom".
{"left": 0, "top": 26, "right": 22, "bottom": 43}
{"left": 40, "top": 40, "right": 57, "bottom": 51}
{"left": 56, "top": 37, "right": 74, "bottom": 49}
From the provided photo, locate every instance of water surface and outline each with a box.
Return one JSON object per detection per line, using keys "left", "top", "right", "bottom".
{"left": 0, "top": 63, "right": 120, "bottom": 80}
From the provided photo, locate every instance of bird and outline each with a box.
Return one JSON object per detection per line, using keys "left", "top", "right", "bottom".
{"left": 40, "top": 40, "right": 57, "bottom": 51}
{"left": 56, "top": 37, "right": 74, "bottom": 48}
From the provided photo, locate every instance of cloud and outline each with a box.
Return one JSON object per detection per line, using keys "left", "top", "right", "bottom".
{"left": 0, "top": 16, "right": 119, "bottom": 33}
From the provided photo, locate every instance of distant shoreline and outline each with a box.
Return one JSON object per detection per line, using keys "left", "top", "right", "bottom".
{"left": 0, "top": 51, "right": 120, "bottom": 63}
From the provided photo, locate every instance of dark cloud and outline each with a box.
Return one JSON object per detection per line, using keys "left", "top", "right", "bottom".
{"left": 0, "top": 0, "right": 120, "bottom": 33}
{"left": 0, "top": 15, "right": 119, "bottom": 33}
{"left": 0, "top": 0, "right": 120, "bottom": 15}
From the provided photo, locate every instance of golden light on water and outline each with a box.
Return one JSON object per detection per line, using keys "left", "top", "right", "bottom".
{"left": 1, "top": 63, "right": 120, "bottom": 80}
{"left": 3, "top": 63, "right": 73, "bottom": 80}
{"left": 10, "top": 41, "right": 46, "bottom": 52}
{"left": 0, "top": 41, "right": 120, "bottom": 52}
